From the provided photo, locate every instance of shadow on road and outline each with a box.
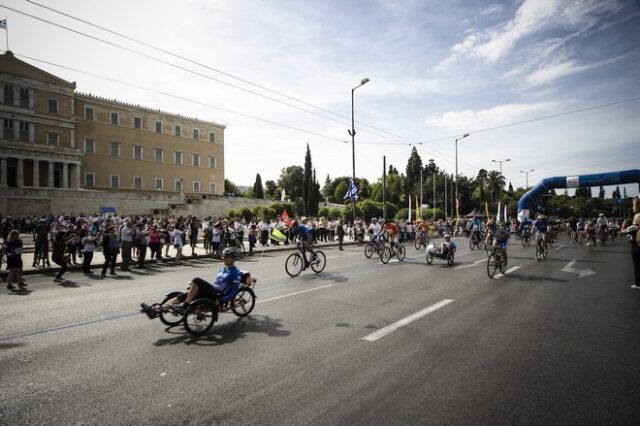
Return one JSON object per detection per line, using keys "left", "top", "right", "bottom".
{"left": 152, "top": 314, "right": 289, "bottom": 347}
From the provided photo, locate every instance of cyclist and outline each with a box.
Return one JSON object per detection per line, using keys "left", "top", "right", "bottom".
{"left": 596, "top": 213, "right": 609, "bottom": 243}
{"left": 520, "top": 216, "right": 532, "bottom": 239}
{"left": 585, "top": 220, "right": 597, "bottom": 246}
{"left": 437, "top": 233, "right": 455, "bottom": 255}
{"left": 368, "top": 217, "right": 382, "bottom": 240}
{"left": 141, "top": 247, "right": 242, "bottom": 318}
{"left": 383, "top": 220, "right": 401, "bottom": 251}
{"left": 532, "top": 214, "right": 550, "bottom": 252}
{"left": 493, "top": 221, "right": 510, "bottom": 267}
{"left": 467, "top": 216, "right": 483, "bottom": 242}
{"left": 292, "top": 220, "right": 315, "bottom": 269}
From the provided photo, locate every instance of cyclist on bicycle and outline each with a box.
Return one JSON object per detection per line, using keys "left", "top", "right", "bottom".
{"left": 141, "top": 247, "right": 242, "bottom": 318}
{"left": 493, "top": 221, "right": 510, "bottom": 266}
{"left": 596, "top": 213, "right": 609, "bottom": 241}
{"left": 383, "top": 220, "right": 400, "bottom": 247}
{"left": 532, "top": 214, "right": 550, "bottom": 251}
{"left": 467, "top": 216, "right": 482, "bottom": 242}
{"left": 292, "top": 220, "right": 315, "bottom": 269}
{"left": 520, "top": 216, "right": 532, "bottom": 239}
{"left": 368, "top": 217, "right": 382, "bottom": 240}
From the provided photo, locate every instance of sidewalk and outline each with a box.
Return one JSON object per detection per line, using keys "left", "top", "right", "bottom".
{"left": 4, "top": 235, "right": 360, "bottom": 277}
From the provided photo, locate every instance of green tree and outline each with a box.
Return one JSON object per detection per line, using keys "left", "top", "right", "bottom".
{"left": 486, "top": 171, "right": 506, "bottom": 202}
{"left": 278, "top": 166, "right": 304, "bottom": 200}
{"left": 598, "top": 185, "right": 605, "bottom": 199}
{"left": 224, "top": 178, "right": 240, "bottom": 196}
{"left": 404, "top": 147, "right": 423, "bottom": 196}
{"left": 253, "top": 173, "right": 264, "bottom": 199}
{"left": 303, "top": 144, "right": 313, "bottom": 215}
{"left": 335, "top": 181, "right": 349, "bottom": 203}
{"left": 264, "top": 180, "right": 278, "bottom": 199}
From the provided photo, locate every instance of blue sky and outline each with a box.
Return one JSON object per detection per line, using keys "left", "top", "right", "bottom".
{"left": 2, "top": 0, "right": 639, "bottom": 195}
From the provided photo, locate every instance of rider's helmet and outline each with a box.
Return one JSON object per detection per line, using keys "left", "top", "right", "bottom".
{"left": 444, "top": 233, "right": 451, "bottom": 240}
{"left": 371, "top": 217, "right": 378, "bottom": 223}
{"left": 598, "top": 213, "right": 604, "bottom": 217}
{"left": 222, "top": 247, "right": 239, "bottom": 259}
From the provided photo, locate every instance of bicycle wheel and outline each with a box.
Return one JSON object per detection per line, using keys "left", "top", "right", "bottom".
{"left": 231, "top": 287, "right": 255, "bottom": 317}
{"left": 423, "top": 235, "right": 430, "bottom": 246}
{"left": 396, "top": 245, "right": 406, "bottom": 261}
{"left": 285, "top": 253, "right": 303, "bottom": 277}
{"left": 521, "top": 235, "right": 527, "bottom": 247}
{"left": 485, "top": 242, "right": 492, "bottom": 258}
{"left": 159, "top": 292, "right": 185, "bottom": 326}
{"left": 543, "top": 245, "right": 548, "bottom": 260}
{"left": 380, "top": 247, "right": 391, "bottom": 264}
{"left": 364, "top": 243, "right": 374, "bottom": 259}
{"left": 535, "top": 242, "right": 542, "bottom": 261}
{"left": 414, "top": 236, "right": 422, "bottom": 250}
{"left": 235, "top": 240, "right": 246, "bottom": 256}
{"left": 183, "top": 299, "right": 217, "bottom": 336}
{"left": 426, "top": 252, "right": 433, "bottom": 264}
{"left": 498, "top": 254, "right": 507, "bottom": 274}
{"left": 310, "top": 251, "right": 326, "bottom": 273}
{"left": 487, "top": 253, "right": 498, "bottom": 278}
{"left": 446, "top": 251, "right": 455, "bottom": 266}
{"left": 469, "top": 237, "right": 476, "bottom": 250}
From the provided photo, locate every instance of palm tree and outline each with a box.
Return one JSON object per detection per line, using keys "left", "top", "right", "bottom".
{"left": 486, "top": 170, "right": 506, "bottom": 202}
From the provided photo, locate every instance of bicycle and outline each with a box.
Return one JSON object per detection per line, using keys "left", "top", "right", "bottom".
{"left": 535, "top": 234, "right": 548, "bottom": 261}
{"left": 364, "top": 234, "right": 387, "bottom": 258}
{"left": 487, "top": 245, "right": 507, "bottom": 278}
{"left": 380, "top": 242, "right": 406, "bottom": 264}
{"left": 520, "top": 230, "right": 531, "bottom": 247}
{"left": 285, "top": 242, "right": 326, "bottom": 278}
{"left": 468, "top": 231, "right": 481, "bottom": 250}
{"left": 414, "top": 230, "right": 430, "bottom": 250}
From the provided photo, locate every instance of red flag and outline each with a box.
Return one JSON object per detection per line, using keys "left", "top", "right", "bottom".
{"left": 280, "top": 210, "right": 292, "bottom": 226}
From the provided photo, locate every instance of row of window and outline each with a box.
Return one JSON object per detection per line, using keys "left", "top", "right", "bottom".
{"left": 84, "top": 172, "right": 216, "bottom": 193}
{"left": 84, "top": 106, "right": 216, "bottom": 142}
{"left": 83, "top": 138, "right": 217, "bottom": 168}
{"left": 3, "top": 84, "right": 31, "bottom": 109}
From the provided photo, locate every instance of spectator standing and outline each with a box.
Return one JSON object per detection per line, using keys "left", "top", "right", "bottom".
{"left": 51, "top": 231, "right": 71, "bottom": 282}
{"left": 135, "top": 223, "right": 150, "bottom": 268}
{"left": 337, "top": 219, "right": 345, "bottom": 250}
{"left": 148, "top": 225, "right": 163, "bottom": 261}
{"left": 189, "top": 217, "right": 199, "bottom": 256}
{"left": 101, "top": 227, "right": 119, "bottom": 277}
{"left": 4, "top": 230, "right": 25, "bottom": 291}
{"left": 622, "top": 197, "right": 640, "bottom": 290}
{"left": 119, "top": 218, "right": 133, "bottom": 272}
{"left": 80, "top": 229, "right": 98, "bottom": 275}
{"left": 33, "top": 219, "right": 51, "bottom": 268}
{"left": 171, "top": 224, "right": 185, "bottom": 265}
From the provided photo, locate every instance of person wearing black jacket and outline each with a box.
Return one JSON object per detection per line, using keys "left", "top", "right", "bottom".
{"left": 101, "top": 227, "right": 119, "bottom": 277}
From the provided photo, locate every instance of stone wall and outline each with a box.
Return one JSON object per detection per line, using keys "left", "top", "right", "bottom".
{"left": 0, "top": 187, "right": 275, "bottom": 218}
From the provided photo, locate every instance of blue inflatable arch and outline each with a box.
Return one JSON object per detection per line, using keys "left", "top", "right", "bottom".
{"left": 517, "top": 169, "right": 640, "bottom": 220}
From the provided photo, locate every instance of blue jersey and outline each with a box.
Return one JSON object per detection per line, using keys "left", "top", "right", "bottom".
{"left": 532, "top": 219, "right": 548, "bottom": 234}
{"left": 211, "top": 265, "right": 242, "bottom": 302}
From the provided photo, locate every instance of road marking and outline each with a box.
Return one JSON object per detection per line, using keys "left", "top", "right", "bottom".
{"left": 257, "top": 284, "right": 333, "bottom": 304}
{"left": 362, "top": 299, "right": 454, "bottom": 342}
{"left": 555, "top": 245, "right": 565, "bottom": 250}
{"left": 494, "top": 266, "right": 521, "bottom": 279}
{"left": 561, "top": 259, "right": 595, "bottom": 278}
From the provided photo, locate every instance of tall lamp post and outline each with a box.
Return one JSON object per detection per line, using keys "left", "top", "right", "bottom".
{"left": 491, "top": 158, "right": 511, "bottom": 174}
{"left": 520, "top": 169, "right": 534, "bottom": 189}
{"left": 454, "top": 133, "right": 469, "bottom": 204}
{"left": 348, "top": 77, "right": 370, "bottom": 224}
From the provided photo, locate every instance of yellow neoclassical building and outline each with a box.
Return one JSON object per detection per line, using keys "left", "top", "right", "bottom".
{"left": 0, "top": 51, "right": 225, "bottom": 204}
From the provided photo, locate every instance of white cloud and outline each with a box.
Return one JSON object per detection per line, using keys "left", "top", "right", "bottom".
{"left": 481, "top": 4, "right": 504, "bottom": 16}
{"left": 424, "top": 102, "right": 558, "bottom": 132}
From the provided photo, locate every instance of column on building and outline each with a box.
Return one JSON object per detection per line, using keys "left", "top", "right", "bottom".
{"left": 74, "top": 162, "right": 81, "bottom": 189}
{"left": 16, "top": 158, "right": 24, "bottom": 188}
{"left": 62, "top": 162, "right": 69, "bottom": 189}
{"left": 48, "top": 161, "right": 54, "bottom": 187}
{"left": 33, "top": 159, "right": 40, "bottom": 187}
{"left": 0, "top": 157, "right": 7, "bottom": 187}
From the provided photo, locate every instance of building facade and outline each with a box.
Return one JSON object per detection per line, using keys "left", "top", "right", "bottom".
{"left": 0, "top": 51, "right": 225, "bottom": 207}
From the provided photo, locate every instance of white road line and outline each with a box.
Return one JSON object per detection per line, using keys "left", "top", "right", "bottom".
{"left": 362, "top": 299, "right": 454, "bottom": 342}
{"left": 257, "top": 284, "right": 333, "bottom": 304}
{"left": 454, "top": 263, "right": 481, "bottom": 270}
{"left": 494, "top": 266, "right": 521, "bottom": 279}
{"left": 555, "top": 245, "right": 565, "bottom": 250}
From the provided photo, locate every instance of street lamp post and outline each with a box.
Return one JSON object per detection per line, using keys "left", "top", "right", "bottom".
{"left": 348, "top": 77, "right": 370, "bottom": 225}
{"left": 520, "top": 169, "right": 534, "bottom": 189}
{"left": 491, "top": 158, "right": 511, "bottom": 174}
{"left": 454, "top": 133, "right": 469, "bottom": 204}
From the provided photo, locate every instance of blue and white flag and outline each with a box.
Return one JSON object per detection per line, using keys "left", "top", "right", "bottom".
{"left": 343, "top": 179, "right": 358, "bottom": 200}
{"left": 0, "top": 19, "right": 6, "bottom": 30}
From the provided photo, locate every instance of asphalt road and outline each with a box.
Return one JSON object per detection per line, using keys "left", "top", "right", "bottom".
{"left": 1, "top": 235, "right": 639, "bottom": 425}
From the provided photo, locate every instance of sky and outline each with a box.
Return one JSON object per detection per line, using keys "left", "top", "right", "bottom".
{"left": 1, "top": 0, "right": 639, "bottom": 196}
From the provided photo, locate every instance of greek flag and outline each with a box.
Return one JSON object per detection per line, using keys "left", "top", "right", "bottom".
{"left": 0, "top": 20, "right": 6, "bottom": 30}
{"left": 343, "top": 179, "right": 358, "bottom": 200}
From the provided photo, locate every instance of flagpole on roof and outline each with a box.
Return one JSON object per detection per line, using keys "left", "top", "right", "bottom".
{"left": 1, "top": 18, "right": 8, "bottom": 51}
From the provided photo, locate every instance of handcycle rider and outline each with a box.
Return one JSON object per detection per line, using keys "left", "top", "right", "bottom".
{"left": 291, "top": 220, "right": 316, "bottom": 270}
{"left": 140, "top": 247, "right": 242, "bottom": 318}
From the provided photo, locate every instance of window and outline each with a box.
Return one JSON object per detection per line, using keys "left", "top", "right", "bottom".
{"left": 154, "top": 148, "right": 164, "bottom": 162}
{"left": 3, "top": 119, "right": 13, "bottom": 139}
{"left": 110, "top": 175, "right": 120, "bottom": 188}
{"left": 19, "top": 122, "right": 29, "bottom": 142}
{"left": 84, "top": 172, "right": 95, "bottom": 187}
{"left": 174, "top": 151, "right": 183, "bottom": 165}
{"left": 110, "top": 141, "right": 120, "bottom": 157}
{"left": 134, "top": 116, "right": 142, "bottom": 129}
{"left": 3, "top": 84, "right": 13, "bottom": 106}
{"left": 175, "top": 179, "right": 183, "bottom": 191}
{"left": 47, "top": 132, "right": 60, "bottom": 146}
{"left": 209, "top": 182, "right": 217, "bottom": 194}
{"left": 133, "top": 145, "right": 143, "bottom": 160}
{"left": 84, "top": 138, "right": 95, "bottom": 154}
{"left": 193, "top": 128, "right": 199, "bottom": 140}
{"left": 48, "top": 99, "right": 59, "bottom": 114}
{"left": 20, "top": 88, "right": 29, "bottom": 109}
{"left": 111, "top": 112, "right": 119, "bottom": 125}
{"left": 133, "top": 176, "right": 143, "bottom": 190}
{"left": 193, "top": 181, "right": 200, "bottom": 193}
{"left": 209, "top": 156, "right": 217, "bottom": 169}
{"left": 192, "top": 153, "right": 200, "bottom": 167}
{"left": 209, "top": 132, "right": 215, "bottom": 143}
{"left": 155, "top": 178, "right": 163, "bottom": 190}
{"left": 84, "top": 106, "right": 94, "bottom": 120}
{"left": 175, "top": 124, "right": 181, "bottom": 137}
{"left": 155, "top": 120, "right": 163, "bottom": 133}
